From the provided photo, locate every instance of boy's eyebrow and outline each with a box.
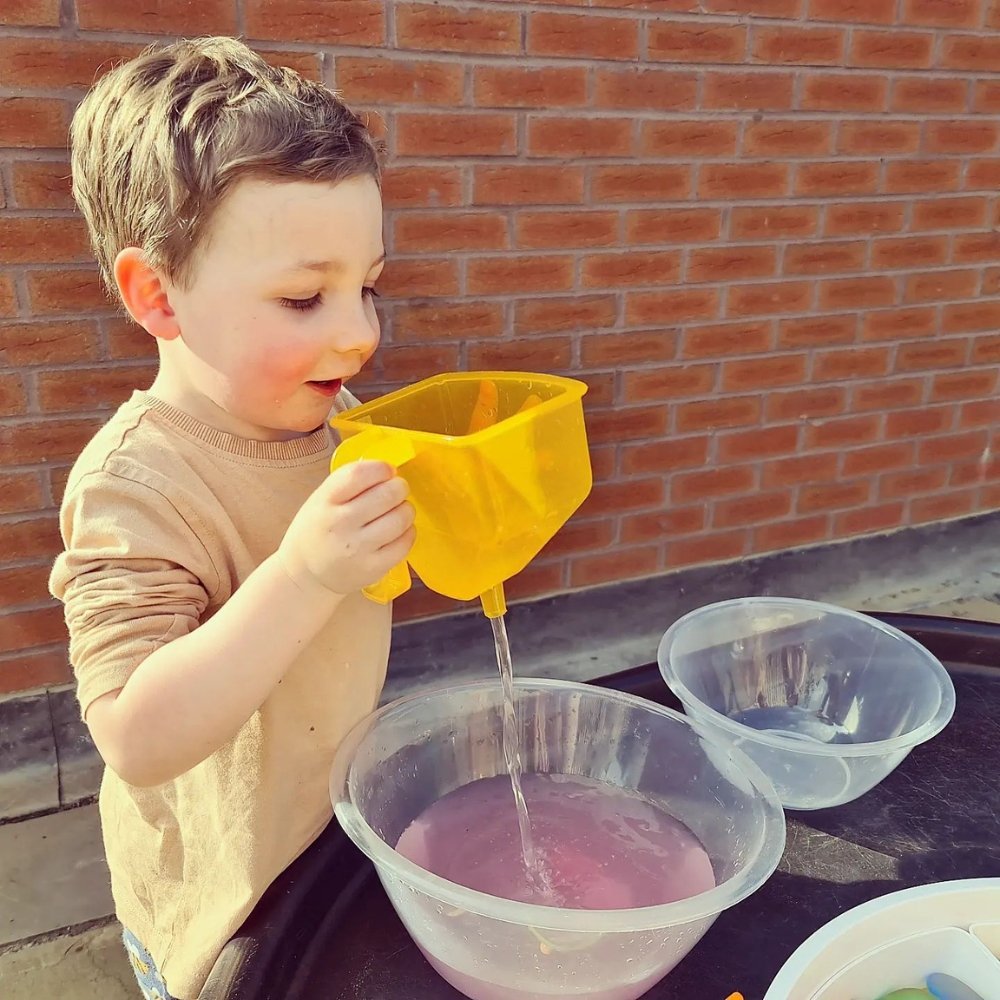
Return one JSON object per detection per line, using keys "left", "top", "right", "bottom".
{"left": 288, "top": 251, "right": 386, "bottom": 274}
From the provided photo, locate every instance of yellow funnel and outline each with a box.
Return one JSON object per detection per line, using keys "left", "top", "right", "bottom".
{"left": 330, "top": 372, "right": 592, "bottom": 619}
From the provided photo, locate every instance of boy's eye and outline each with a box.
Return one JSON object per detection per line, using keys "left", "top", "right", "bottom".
{"left": 279, "top": 293, "right": 322, "bottom": 311}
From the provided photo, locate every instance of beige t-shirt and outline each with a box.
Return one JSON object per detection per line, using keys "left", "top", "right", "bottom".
{"left": 49, "top": 390, "right": 391, "bottom": 999}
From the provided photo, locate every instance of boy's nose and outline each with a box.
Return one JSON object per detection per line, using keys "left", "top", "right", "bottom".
{"left": 331, "top": 306, "right": 379, "bottom": 360}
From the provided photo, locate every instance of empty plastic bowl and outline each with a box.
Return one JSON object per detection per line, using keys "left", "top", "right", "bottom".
{"left": 658, "top": 598, "right": 956, "bottom": 811}
{"left": 331, "top": 678, "right": 785, "bottom": 1000}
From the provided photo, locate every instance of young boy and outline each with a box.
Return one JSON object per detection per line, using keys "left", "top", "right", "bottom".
{"left": 48, "top": 37, "right": 415, "bottom": 1000}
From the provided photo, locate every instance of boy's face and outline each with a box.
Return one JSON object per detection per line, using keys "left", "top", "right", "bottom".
{"left": 162, "top": 174, "right": 384, "bottom": 440}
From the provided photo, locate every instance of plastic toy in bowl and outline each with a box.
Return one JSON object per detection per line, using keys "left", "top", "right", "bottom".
{"left": 878, "top": 991, "right": 931, "bottom": 999}
{"left": 926, "top": 974, "right": 986, "bottom": 1000}
{"left": 658, "top": 598, "right": 956, "bottom": 810}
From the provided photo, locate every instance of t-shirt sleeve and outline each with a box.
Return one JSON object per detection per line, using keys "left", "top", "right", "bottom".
{"left": 49, "top": 471, "right": 216, "bottom": 718}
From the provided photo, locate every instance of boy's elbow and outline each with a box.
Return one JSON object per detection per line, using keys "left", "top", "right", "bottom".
{"left": 86, "top": 691, "right": 176, "bottom": 788}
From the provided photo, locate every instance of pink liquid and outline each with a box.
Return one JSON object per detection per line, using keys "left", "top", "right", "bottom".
{"left": 396, "top": 773, "right": 716, "bottom": 910}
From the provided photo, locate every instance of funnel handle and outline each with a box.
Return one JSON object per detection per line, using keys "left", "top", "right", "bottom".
{"left": 329, "top": 427, "right": 416, "bottom": 606}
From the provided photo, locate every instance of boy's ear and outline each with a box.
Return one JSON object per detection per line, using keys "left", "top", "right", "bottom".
{"left": 113, "top": 248, "right": 181, "bottom": 342}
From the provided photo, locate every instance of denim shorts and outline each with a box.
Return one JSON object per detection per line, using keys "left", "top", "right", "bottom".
{"left": 122, "top": 927, "right": 176, "bottom": 1000}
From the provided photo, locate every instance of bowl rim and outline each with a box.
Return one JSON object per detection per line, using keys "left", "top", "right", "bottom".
{"left": 658, "top": 597, "right": 957, "bottom": 759}
{"left": 331, "top": 676, "right": 787, "bottom": 933}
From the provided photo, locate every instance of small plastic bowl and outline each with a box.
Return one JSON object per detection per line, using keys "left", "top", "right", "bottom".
{"left": 331, "top": 678, "right": 785, "bottom": 1000}
{"left": 658, "top": 598, "right": 956, "bottom": 811}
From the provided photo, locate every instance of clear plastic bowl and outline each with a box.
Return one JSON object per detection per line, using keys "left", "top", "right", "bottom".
{"left": 331, "top": 678, "right": 786, "bottom": 1000}
{"left": 658, "top": 598, "right": 956, "bottom": 811}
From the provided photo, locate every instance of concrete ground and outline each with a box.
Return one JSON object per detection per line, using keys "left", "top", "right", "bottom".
{"left": 3, "top": 573, "right": 999, "bottom": 1000}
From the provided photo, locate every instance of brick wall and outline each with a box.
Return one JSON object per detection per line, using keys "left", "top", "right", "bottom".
{"left": 2, "top": 0, "right": 1000, "bottom": 694}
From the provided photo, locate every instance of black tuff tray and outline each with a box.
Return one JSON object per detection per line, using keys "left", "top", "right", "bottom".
{"left": 201, "top": 613, "right": 1000, "bottom": 1000}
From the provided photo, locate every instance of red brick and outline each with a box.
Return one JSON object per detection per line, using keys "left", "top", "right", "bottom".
{"left": 892, "top": 76, "right": 969, "bottom": 114}
{"left": 784, "top": 241, "right": 865, "bottom": 275}
{"left": 960, "top": 399, "right": 1000, "bottom": 428}
{"left": 81, "top": 0, "right": 236, "bottom": 32}
{"left": 0, "top": 472, "right": 45, "bottom": 515}
{"left": 255, "top": 50, "right": 324, "bottom": 82}
{"left": 623, "top": 364, "right": 716, "bottom": 401}
{"left": 593, "top": 166, "right": 692, "bottom": 202}
{"left": 682, "top": 320, "right": 773, "bottom": 358}
{"left": 943, "top": 300, "right": 1000, "bottom": 334}
{"left": 0, "top": 373, "right": 28, "bottom": 415}
{"left": 967, "top": 159, "right": 1000, "bottom": 190}
{"left": 244, "top": 0, "right": 385, "bottom": 45}
{"left": 579, "top": 479, "right": 665, "bottom": 518}
{"left": 475, "top": 67, "right": 588, "bottom": 109}
{"left": 814, "top": 347, "right": 890, "bottom": 381}
{"left": 542, "top": 519, "right": 616, "bottom": 559}
{"left": 881, "top": 466, "right": 949, "bottom": 499}
{"left": 377, "top": 259, "right": 458, "bottom": 298}
{"left": 807, "top": 0, "right": 896, "bottom": 22}
{"left": 528, "top": 11, "right": 639, "bottom": 59}
{"left": 516, "top": 211, "right": 618, "bottom": 250}
{"left": 897, "top": 340, "right": 968, "bottom": 371}
{"left": 941, "top": 34, "right": 1000, "bottom": 71}
{"left": 885, "top": 159, "right": 961, "bottom": 194}
{"left": 905, "top": 268, "right": 979, "bottom": 302}
{"left": 570, "top": 546, "right": 661, "bottom": 588}
{"left": 649, "top": 22, "right": 747, "bottom": 63}
{"left": 925, "top": 121, "right": 1000, "bottom": 156}
{"left": 838, "top": 120, "right": 922, "bottom": 156}
{"left": 0, "top": 565, "right": 54, "bottom": 610}
{"left": 642, "top": 120, "right": 740, "bottom": 157}
{"left": 911, "top": 490, "right": 976, "bottom": 524}
{"left": 373, "top": 344, "right": 461, "bottom": 384}
{"left": 722, "top": 354, "right": 807, "bottom": 391}
{"left": 3, "top": 517, "right": 61, "bottom": 563}
{"left": 393, "top": 212, "right": 508, "bottom": 253}
{"left": 850, "top": 30, "right": 934, "bottom": 69}
{"left": 718, "top": 424, "right": 800, "bottom": 461}
{"left": 954, "top": 232, "right": 1000, "bottom": 263}
{"left": 688, "top": 246, "right": 777, "bottom": 284}
{"left": 755, "top": 516, "right": 829, "bottom": 551}
{"left": 701, "top": 73, "right": 796, "bottom": 111}
{"left": 762, "top": 453, "right": 839, "bottom": 488}
{"left": 627, "top": 208, "right": 723, "bottom": 245}
{"left": 800, "top": 480, "right": 871, "bottom": 513}
{"left": 742, "top": 121, "right": 832, "bottom": 158}
{"left": 26, "top": 269, "right": 109, "bottom": 314}
{"left": 622, "top": 508, "right": 706, "bottom": 543}
{"left": 843, "top": 442, "right": 915, "bottom": 476}
{"left": 753, "top": 26, "right": 845, "bottom": 65}
{"left": 973, "top": 334, "right": 1000, "bottom": 363}
{"left": 581, "top": 375, "right": 616, "bottom": 411}
{"left": 913, "top": 197, "right": 988, "bottom": 232}
{"left": 826, "top": 202, "right": 906, "bottom": 237}
{"left": 474, "top": 166, "right": 584, "bottom": 206}
{"left": 728, "top": 281, "right": 812, "bottom": 317}
{"left": 0, "top": 606, "right": 65, "bottom": 655}
{"left": 904, "top": 0, "right": 980, "bottom": 26}
{"left": 779, "top": 315, "right": 857, "bottom": 347}
{"left": 672, "top": 529, "right": 749, "bottom": 568}
{"left": 0, "top": 38, "right": 143, "bottom": 90}
{"left": 627, "top": 288, "right": 719, "bottom": 326}
{"left": 397, "top": 4, "right": 520, "bottom": 54}
{"left": 700, "top": 164, "right": 789, "bottom": 200}
{"left": 835, "top": 502, "right": 905, "bottom": 536}
{"left": 468, "top": 335, "right": 573, "bottom": 372}
{"left": 391, "top": 302, "right": 505, "bottom": 342}
{"left": 853, "top": 378, "right": 926, "bottom": 412}
{"left": 933, "top": 370, "right": 999, "bottom": 402}
{"left": 704, "top": 0, "right": 802, "bottom": 14}
{"left": 621, "top": 437, "right": 709, "bottom": 475}
{"left": 795, "top": 161, "right": 880, "bottom": 196}
{"left": 397, "top": 113, "right": 516, "bottom": 157}
{"left": 336, "top": 57, "right": 463, "bottom": 106}
{"left": 0, "top": 418, "right": 101, "bottom": 464}
{"left": 583, "top": 251, "right": 682, "bottom": 288}
{"left": 589, "top": 0, "right": 697, "bottom": 6}
{"left": 872, "top": 236, "right": 949, "bottom": 271}
{"left": 517, "top": 295, "right": 617, "bottom": 336}
{"left": 528, "top": 117, "right": 633, "bottom": 158}
{"left": 467, "top": 256, "right": 573, "bottom": 295}
{"left": 674, "top": 466, "right": 756, "bottom": 503}
{"left": 0, "top": 0, "right": 60, "bottom": 26}
{"left": 504, "top": 562, "right": 566, "bottom": 604}
{"left": 381, "top": 166, "right": 463, "bottom": 209}
{"left": 594, "top": 69, "right": 699, "bottom": 111}
{"left": 0, "top": 98, "right": 69, "bottom": 148}
{"left": 715, "top": 490, "right": 793, "bottom": 528}
{"left": 728, "top": 207, "right": 816, "bottom": 242}
{"left": 393, "top": 584, "right": 461, "bottom": 623}
{"left": 0, "top": 276, "right": 18, "bottom": 318}
{"left": 802, "top": 74, "right": 888, "bottom": 112}
{"left": 105, "top": 317, "right": 157, "bottom": 361}
{"left": 583, "top": 330, "right": 677, "bottom": 366}
{"left": 920, "top": 430, "right": 988, "bottom": 464}
{"left": 862, "top": 306, "right": 937, "bottom": 341}
{"left": 974, "top": 81, "right": 1000, "bottom": 114}
{"left": 885, "top": 405, "right": 953, "bottom": 437}
{"left": 806, "top": 414, "right": 881, "bottom": 449}
{"left": 586, "top": 406, "right": 668, "bottom": 444}
{"left": 0, "top": 320, "right": 101, "bottom": 366}
{"left": 984, "top": 267, "right": 1000, "bottom": 294}
{"left": 677, "top": 395, "right": 761, "bottom": 431}
{"left": 10, "top": 160, "right": 72, "bottom": 210}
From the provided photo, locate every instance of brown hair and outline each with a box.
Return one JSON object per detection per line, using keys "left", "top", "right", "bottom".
{"left": 70, "top": 36, "right": 382, "bottom": 293}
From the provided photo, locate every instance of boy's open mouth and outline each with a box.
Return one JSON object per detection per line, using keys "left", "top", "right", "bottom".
{"left": 308, "top": 379, "right": 342, "bottom": 397}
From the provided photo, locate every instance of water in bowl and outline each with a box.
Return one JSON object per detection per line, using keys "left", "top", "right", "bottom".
{"left": 730, "top": 705, "right": 856, "bottom": 745}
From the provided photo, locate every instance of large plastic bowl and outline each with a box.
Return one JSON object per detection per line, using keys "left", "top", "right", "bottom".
{"left": 658, "top": 598, "right": 956, "bottom": 811}
{"left": 331, "top": 678, "right": 786, "bottom": 1000}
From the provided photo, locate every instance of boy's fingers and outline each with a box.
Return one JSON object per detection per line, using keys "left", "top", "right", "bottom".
{"left": 326, "top": 460, "right": 395, "bottom": 503}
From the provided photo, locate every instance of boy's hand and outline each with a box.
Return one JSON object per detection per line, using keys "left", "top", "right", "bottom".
{"left": 279, "top": 461, "right": 415, "bottom": 596}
